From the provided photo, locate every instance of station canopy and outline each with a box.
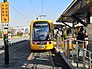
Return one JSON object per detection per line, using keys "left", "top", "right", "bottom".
{"left": 56, "top": 0, "right": 92, "bottom": 26}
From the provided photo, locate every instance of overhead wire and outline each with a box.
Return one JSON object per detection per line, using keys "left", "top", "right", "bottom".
{"left": 29, "top": 0, "right": 37, "bottom": 16}
{"left": 42, "top": 0, "right": 43, "bottom": 15}
{"left": 10, "top": 4, "right": 30, "bottom": 22}
{"left": 41, "top": 0, "right": 47, "bottom": 20}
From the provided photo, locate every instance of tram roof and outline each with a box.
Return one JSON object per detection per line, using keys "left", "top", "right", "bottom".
{"left": 56, "top": 0, "right": 92, "bottom": 23}
{"left": 31, "top": 20, "right": 53, "bottom": 23}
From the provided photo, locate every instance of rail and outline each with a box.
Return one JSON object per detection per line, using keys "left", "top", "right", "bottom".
{"left": 55, "top": 37, "right": 92, "bottom": 69}
{"left": 83, "top": 48, "right": 92, "bottom": 69}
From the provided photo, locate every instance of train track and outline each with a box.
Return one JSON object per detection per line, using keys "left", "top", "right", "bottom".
{"left": 0, "top": 40, "right": 31, "bottom": 68}
{"left": 0, "top": 40, "right": 29, "bottom": 58}
{"left": 0, "top": 40, "right": 63, "bottom": 69}
{"left": 22, "top": 50, "right": 62, "bottom": 69}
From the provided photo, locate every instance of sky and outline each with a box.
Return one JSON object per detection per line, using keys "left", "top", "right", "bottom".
{"left": 0, "top": 0, "right": 73, "bottom": 27}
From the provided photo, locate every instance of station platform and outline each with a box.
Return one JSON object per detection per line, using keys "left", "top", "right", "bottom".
{"left": 55, "top": 40, "right": 92, "bottom": 69}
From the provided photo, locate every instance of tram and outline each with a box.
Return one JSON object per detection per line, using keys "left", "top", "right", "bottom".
{"left": 30, "top": 20, "right": 54, "bottom": 50}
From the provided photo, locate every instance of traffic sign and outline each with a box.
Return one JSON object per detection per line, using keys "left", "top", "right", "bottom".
{"left": 1, "top": 2, "right": 9, "bottom": 23}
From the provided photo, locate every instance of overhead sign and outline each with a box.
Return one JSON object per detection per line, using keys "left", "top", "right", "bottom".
{"left": 35, "top": 23, "right": 48, "bottom": 26}
{"left": 1, "top": 2, "right": 9, "bottom": 23}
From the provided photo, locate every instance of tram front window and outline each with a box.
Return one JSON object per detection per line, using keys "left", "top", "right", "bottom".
{"left": 33, "top": 22, "right": 50, "bottom": 41}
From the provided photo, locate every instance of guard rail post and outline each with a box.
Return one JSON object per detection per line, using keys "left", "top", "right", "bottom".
{"left": 56, "top": 36, "right": 59, "bottom": 50}
{"left": 83, "top": 48, "right": 86, "bottom": 69}
{"left": 75, "top": 41, "right": 79, "bottom": 67}
{"left": 59, "top": 36, "right": 62, "bottom": 50}
{"left": 72, "top": 40, "right": 74, "bottom": 63}
{"left": 64, "top": 40, "right": 67, "bottom": 56}
{"left": 89, "top": 52, "right": 91, "bottom": 69}
{"left": 59, "top": 36, "right": 62, "bottom": 49}
{"left": 64, "top": 40, "right": 65, "bottom": 56}
{"left": 67, "top": 39, "right": 70, "bottom": 59}
{"left": 77, "top": 48, "right": 79, "bottom": 67}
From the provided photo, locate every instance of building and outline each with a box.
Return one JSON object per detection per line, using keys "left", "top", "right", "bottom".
{"left": 9, "top": 26, "right": 30, "bottom": 36}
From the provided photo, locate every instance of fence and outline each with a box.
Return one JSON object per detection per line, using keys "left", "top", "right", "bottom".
{"left": 55, "top": 37, "right": 92, "bottom": 69}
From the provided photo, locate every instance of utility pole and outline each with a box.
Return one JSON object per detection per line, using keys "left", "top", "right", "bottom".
{"left": 4, "top": 0, "right": 7, "bottom": 2}
{"left": 1, "top": 0, "right": 9, "bottom": 65}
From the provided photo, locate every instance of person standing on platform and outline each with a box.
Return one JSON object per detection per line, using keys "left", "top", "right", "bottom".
{"left": 84, "top": 30, "right": 88, "bottom": 49}
{"left": 77, "top": 27, "right": 85, "bottom": 59}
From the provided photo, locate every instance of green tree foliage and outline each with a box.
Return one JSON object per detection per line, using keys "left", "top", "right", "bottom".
{"left": 17, "top": 32, "right": 23, "bottom": 36}
{"left": 8, "top": 31, "right": 11, "bottom": 34}
{"left": 0, "top": 31, "right": 2, "bottom": 38}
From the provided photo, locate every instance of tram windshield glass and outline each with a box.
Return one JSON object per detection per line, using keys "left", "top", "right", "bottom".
{"left": 33, "top": 22, "right": 50, "bottom": 41}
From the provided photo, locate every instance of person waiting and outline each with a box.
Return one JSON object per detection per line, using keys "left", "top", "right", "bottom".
{"left": 77, "top": 27, "right": 85, "bottom": 60}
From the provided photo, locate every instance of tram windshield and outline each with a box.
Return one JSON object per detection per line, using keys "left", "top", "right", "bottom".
{"left": 33, "top": 22, "right": 50, "bottom": 41}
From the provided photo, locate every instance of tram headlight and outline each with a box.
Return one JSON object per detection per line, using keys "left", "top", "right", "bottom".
{"left": 33, "top": 41, "right": 37, "bottom": 44}
{"left": 34, "top": 42, "right": 37, "bottom": 44}
{"left": 47, "top": 42, "right": 49, "bottom": 44}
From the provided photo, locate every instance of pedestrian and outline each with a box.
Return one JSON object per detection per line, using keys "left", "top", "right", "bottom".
{"left": 77, "top": 27, "right": 85, "bottom": 44}
{"left": 84, "top": 30, "right": 88, "bottom": 49}
{"left": 72, "top": 33, "right": 76, "bottom": 45}
{"left": 77, "top": 27, "right": 85, "bottom": 60}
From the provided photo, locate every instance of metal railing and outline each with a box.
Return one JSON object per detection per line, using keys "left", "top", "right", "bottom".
{"left": 83, "top": 48, "right": 92, "bottom": 69}
{"left": 55, "top": 37, "right": 92, "bottom": 69}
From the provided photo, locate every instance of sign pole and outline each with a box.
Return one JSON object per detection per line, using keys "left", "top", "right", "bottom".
{"left": 4, "top": 27, "right": 9, "bottom": 65}
{"left": 1, "top": 0, "right": 9, "bottom": 65}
